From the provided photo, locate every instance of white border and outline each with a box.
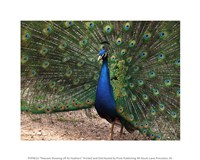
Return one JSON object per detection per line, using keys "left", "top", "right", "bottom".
{"left": 0, "top": 0, "right": 200, "bottom": 159}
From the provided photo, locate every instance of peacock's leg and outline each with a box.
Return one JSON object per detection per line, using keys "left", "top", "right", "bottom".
{"left": 110, "top": 121, "right": 115, "bottom": 140}
{"left": 119, "top": 124, "right": 124, "bottom": 138}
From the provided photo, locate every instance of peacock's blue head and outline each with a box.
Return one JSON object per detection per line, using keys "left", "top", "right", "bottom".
{"left": 98, "top": 49, "right": 108, "bottom": 61}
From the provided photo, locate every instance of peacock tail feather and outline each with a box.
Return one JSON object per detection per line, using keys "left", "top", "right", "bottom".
{"left": 21, "top": 21, "right": 180, "bottom": 140}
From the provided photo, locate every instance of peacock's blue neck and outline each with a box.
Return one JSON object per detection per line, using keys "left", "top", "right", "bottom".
{"left": 95, "top": 58, "right": 117, "bottom": 121}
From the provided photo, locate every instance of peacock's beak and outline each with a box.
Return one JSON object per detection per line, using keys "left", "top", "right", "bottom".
{"left": 98, "top": 55, "right": 102, "bottom": 61}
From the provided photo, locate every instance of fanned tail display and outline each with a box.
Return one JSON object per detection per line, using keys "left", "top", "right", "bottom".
{"left": 21, "top": 21, "right": 180, "bottom": 140}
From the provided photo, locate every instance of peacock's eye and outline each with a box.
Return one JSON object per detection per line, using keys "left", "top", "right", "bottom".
{"left": 160, "top": 54, "right": 163, "bottom": 57}
{"left": 25, "top": 33, "right": 30, "bottom": 39}
{"left": 160, "top": 32, "right": 165, "bottom": 37}
{"left": 124, "top": 22, "right": 130, "bottom": 31}
{"left": 104, "top": 25, "right": 112, "bottom": 34}
{"left": 116, "top": 38, "right": 122, "bottom": 45}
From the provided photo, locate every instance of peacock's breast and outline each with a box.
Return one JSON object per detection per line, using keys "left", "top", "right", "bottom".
{"left": 95, "top": 59, "right": 117, "bottom": 121}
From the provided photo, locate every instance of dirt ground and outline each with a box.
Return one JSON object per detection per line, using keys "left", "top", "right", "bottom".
{"left": 21, "top": 109, "right": 145, "bottom": 141}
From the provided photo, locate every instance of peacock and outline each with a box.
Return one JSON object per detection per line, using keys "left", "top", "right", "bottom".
{"left": 21, "top": 21, "right": 180, "bottom": 140}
